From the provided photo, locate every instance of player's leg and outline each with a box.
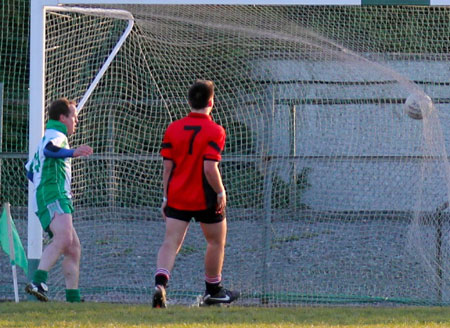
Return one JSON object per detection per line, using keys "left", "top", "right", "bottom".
{"left": 156, "top": 217, "right": 190, "bottom": 277}
{"left": 62, "top": 227, "right": 81, "bottom": 288}
{"left": 25, "top": 205, "right": 74, "bottom": 302}
{"left": 39, "top": 212, "right": 75, "bottom": 270}
{"left": 153, "top": 217, "right": 190, "bottom": 308}
{"left": 201, "top": 219, "right": 227, "bottom": 278}
{"left": 62, "top": 227, "right": 82, "bottom": 302}
{"left": 200, "top": 218, "right": 239, "bottom": 305}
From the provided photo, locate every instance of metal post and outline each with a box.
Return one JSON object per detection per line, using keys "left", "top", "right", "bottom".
{"left": 433, "top": 201, "right": 448, "bottom": 303}
{"left": 108, "top": 113, "right": 116, "bottom": 210}
{"left": 261, "top": 84, "right": 275, "bottom": 304}
{"left": 436, "top": 211, "right": 443, "bottom": 303}
{"left": 290, "top": 105, "right": 297, "bottom": 208}
{"left": 0, "top": 83, "right": 3, "bottom": 198}
{"left": 28, "top": 0, "right": 53, "bottom": 284}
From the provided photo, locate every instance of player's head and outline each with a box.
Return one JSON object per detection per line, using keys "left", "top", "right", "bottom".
{"left": 188, "top": 80, "right": 214, "bottom": 111}
{"left": 48, "top": 98, "right": 78, "bottom": 135}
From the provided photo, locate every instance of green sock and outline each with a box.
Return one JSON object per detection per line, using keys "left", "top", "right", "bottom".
{"left": 66, "top": 289, "right": 81, "bottom": 303}
{"left": 33, "top": 270, "right": 48, "bottom": 284}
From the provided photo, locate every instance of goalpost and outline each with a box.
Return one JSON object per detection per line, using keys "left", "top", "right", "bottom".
{"left": 28, "top": 0, "right": 135, "bottom": 286}
{"left": 29, "top": 0, "right": 450, "bottom": 305}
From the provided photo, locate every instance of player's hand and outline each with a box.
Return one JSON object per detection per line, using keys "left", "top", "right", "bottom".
{"left": 216, "top": 191, "right": 226, "bottom": 214}
{"left": 73, "top": 145, "right": 93, "bottom": 157}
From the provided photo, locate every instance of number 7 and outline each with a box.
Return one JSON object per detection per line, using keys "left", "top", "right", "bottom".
{"left": 184, "top": 125, "right": 201, "bottom": 154}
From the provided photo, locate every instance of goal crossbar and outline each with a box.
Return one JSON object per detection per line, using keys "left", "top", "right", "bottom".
{"left": 46, "top": 6, "right": 134, "bottom": 113}
{"left": 51, "top": 0, "right": 449, "bottom": 5}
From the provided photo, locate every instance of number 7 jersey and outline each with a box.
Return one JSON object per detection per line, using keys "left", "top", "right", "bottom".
{"left": 160, "top": 112, "right": 226, "bottom": 211}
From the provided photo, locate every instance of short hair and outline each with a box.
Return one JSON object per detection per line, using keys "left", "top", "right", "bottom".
{"left": 48, "top": 98, "right": 76, "bottom": 120}
{"left": 188, "top": 80, "right": 214, "bottom": 110}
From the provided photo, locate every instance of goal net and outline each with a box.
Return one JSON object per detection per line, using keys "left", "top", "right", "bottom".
{"left": 29, "top": 4, "right": 450, "bottom": 305}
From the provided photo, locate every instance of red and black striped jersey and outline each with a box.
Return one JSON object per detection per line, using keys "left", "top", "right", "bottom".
{"left": 160, "top": 112, "right": 226, "bottom": 211}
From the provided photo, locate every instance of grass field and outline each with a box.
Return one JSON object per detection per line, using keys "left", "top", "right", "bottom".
{"left": 1, "top": 302, "right": 449, "bottom": 328}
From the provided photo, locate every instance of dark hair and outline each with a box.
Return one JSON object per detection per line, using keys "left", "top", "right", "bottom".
{"left": 188, "top": 80, "right": 214, "bottom": 110}
{"left": 48, "top": 98, "right": 76, "bottom": 120}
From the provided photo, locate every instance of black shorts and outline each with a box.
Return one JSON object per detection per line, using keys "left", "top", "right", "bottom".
{"left": 164, "top": 206, "right": 225, "bottom": 224}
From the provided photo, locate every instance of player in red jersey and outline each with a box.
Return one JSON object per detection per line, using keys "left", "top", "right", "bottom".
{"left": 152, "top": 80, "right": 239, "bottom": 308}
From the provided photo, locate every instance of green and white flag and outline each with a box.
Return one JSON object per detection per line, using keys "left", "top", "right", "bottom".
{"left": 0, "top": 204, "right": 28, "bottom": 275}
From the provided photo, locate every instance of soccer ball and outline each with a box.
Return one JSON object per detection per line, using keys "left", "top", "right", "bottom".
{"left": 404, "top": 93, "right": 433, "bottom": 120}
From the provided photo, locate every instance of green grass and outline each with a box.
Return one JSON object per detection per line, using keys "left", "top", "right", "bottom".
{"left": 1, "top": 303, "right": 450, "bottom": 328}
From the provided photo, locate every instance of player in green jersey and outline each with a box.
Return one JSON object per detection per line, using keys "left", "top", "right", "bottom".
{"left": 25, "top": 98, "right": 93, "bottom": 302}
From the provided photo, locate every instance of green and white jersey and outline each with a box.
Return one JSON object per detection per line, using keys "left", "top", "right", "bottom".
{"left": 26, "top": 120, "right": 72, "bottom": 214}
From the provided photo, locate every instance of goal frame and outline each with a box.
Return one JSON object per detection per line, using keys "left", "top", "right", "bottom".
{"left": 28, "top": 0, "right": 449, "bottom": 291}
{"left": 28, "top": 0, "right": 137, "bottom": 281}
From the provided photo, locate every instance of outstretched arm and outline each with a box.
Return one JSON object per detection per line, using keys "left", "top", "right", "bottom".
{"left": 44, "top": 141, "right": 93, "bottom": 158}
{"left": 26, "top": 143, "right": 93, "bottom": 182}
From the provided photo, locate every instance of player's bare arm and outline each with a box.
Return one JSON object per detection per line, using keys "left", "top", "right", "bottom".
{"left": 203, "top": 160, "right": 226, "bottom": 212}
{"left": 161, "top": 159, "right": 174, "bottom": 219}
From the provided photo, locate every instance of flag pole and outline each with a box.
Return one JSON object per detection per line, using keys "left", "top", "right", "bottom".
{"left": 5, "top": 202, "right": 19, "bottom": 303}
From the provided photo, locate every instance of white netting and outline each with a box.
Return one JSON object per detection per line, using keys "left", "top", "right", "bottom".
{"left": 28, "top": 5, "right": 450, "bottom": 305}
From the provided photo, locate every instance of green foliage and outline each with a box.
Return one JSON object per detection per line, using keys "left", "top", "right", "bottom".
{"left": 72, "top": 159, "right": 163, "bottom": 208}
{"left": 222, "top": 162, "right": 264, "bottom": 208}
{"left": 286, "top": 6, "right": 450, "bottom": 54}
{"left": 222, "top": 120, "right": 256, "bottom": 155}
{"left": 271, "top": 167, "right": 311, "bottom": 209}
{"left": 0, "top": 158, "right": 27, "bottom": 206}
{"left": 223, "top": 162, "right": 310, "bottom": 210}
{"left": 0, "top": 0, "right": 29, "bottom": 153}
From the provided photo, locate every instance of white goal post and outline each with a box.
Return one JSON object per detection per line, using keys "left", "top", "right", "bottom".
{"left": 28, "top": 0, "right": 135, "bottom": 280}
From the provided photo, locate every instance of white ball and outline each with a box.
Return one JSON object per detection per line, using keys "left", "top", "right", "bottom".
{"left": 404, "top": 93, "right": 433, "bottom": 120}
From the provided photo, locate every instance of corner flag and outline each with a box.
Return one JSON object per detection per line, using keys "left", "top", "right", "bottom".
{"left": 0, "top": 203, "right": 28, "bottom": 275}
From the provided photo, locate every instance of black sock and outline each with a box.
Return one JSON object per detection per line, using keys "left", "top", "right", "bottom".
{"left": 155, "top": 274, "right": 168, "bottom": 288}
{"left": 205, "top": 281, "right": 222, "bottom": 295}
